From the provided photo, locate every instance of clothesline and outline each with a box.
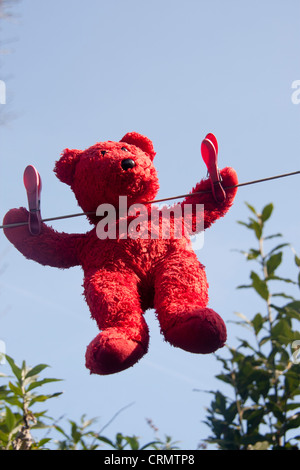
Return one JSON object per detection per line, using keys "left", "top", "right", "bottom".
{"left": 1, "top": 170, "right": 300, "bottom": 230}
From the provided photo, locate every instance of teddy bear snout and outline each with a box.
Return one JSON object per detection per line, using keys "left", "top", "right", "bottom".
{"left": 121, "top": 158, "right": 136, "bottom": 171}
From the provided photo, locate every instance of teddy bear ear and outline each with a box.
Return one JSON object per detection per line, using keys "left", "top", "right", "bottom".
{"left": 54, "top": 148, "right": 82, "bottom": 185}
{"left": 120, "top": 132, "right": 156, "bottom": 161}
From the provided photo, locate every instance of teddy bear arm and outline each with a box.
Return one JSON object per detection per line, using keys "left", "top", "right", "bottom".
{"left": 31, "top": 224, "right": 84, "bottom": 268}
{"left": 180, "top": 167, "right": 238, "bottom": 232}
{"left": 3, "top": 207, "right": 83, "bottom": 268}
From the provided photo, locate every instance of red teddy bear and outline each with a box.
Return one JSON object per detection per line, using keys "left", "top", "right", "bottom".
{"left": 3, "top": 132, "right": 238, "bottom": 375}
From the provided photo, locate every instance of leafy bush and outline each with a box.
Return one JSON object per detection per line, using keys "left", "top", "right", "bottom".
{"left": 0, "top": 356, "right": 178, "bottom": 450}
{"left": 202, "top": 203, "right": 300, "bottom": 450}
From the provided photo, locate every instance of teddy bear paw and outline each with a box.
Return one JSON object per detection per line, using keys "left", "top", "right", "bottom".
{"left": 164, "top": 308, "right": 227, "bottom": 354}
{"left": 3, "top": 207, "right": 30, "bottom": 241}
{"left": 85, "top": 329, "right": 147, "bottom": 375}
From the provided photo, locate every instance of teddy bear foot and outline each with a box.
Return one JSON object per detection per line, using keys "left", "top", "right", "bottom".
{"left": 163, "top": 308, "right": 227, "bottom": 354}
{"left": 85, "top": 329, "right": 147, "bottom": 375}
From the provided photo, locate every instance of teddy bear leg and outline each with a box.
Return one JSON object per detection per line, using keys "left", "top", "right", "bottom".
{"left": 84, "top": 269, "right": 149, "bottom": 375}
{"left": 154, "top": 251, "right": 227, "bottom": 354}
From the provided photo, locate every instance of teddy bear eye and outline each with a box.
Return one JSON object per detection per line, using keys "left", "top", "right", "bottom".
{"left": 121, "top": 147, "right": 129, "bottom": 152}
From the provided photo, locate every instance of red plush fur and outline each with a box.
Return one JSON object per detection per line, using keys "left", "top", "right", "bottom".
{"left": 3, "top": 132, "right": 238, "bottom": 375}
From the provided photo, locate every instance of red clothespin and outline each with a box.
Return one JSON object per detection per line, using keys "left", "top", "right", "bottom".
{"left": 201, "top": 133, "right": 226, "bottom": 203}
{"left": 23, "top": 165, "right": 42, "bottom": 235}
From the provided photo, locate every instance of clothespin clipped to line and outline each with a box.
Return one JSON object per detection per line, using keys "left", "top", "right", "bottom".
{"left": 201, "top": 133, "right": 226, "bottom": 203}
{"left": 23, "top": 165, "right": 42, "bottom": 235}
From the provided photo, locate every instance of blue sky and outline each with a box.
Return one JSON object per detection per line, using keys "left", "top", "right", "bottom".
{"left": 0, "top": 0, "right": 300, "bottom": 449}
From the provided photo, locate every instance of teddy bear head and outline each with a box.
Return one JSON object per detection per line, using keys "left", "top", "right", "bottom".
{"left": 54, "top": 132, "right": 160, "bottom": 225}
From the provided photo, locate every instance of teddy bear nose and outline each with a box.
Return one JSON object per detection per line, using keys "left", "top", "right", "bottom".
{"left": 121, "top": 159, "right": 136, "bottom": 171}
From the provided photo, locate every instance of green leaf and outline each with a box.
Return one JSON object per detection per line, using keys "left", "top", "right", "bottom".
{"left": 247, "top": 249, "right": 260, "bottom": 260}
{"left": 285, "top": 301, "right": 300, "bottom": 313}
{"left": 212, "top": 391, "right": 227, "bottom": 414}
{"left": 237, "top": 284, "right": 252, "bottom": 289}
{"left": 285, "top": 367, "right": 300, "bottom": 397}
{"left": 264, "top": 233, "right": 282, "bottom": 240}
{"left": 215, "top": 373, "right": 233, "bottom": 385}
{"left": 261, "top": 203, "right": 273, "bottom": 222}
{"left": 250, "top": 271, "right": 269, "bottom": 300}
{"left": 282, "top": 413, "right": 300, "bottom": 432}
{"left": 0, "top": 429, "right": 9, "bottom": 444}
{"left": 27, "top": 378, "right": 62, "bottom": 392}
{"left": 295, "top": 255, "right": 300, "bottom": 267}
{"left": 259, "top": 335, "right": 270, "bottom": 347}
{"left": 283, "top": 308, "right": 300, "bottom": 322}
{"left": 0, "top": 387, "right": 11, "bottom": 401}
{"left": 266, "top": 401, "right": 285, "bottom": 423}
{"left": 252, "top": 313, "right": 265, "bottom": 335}
{"left": 140, "top": 440, "right": 162, "bottom": 450}
{"left": 54, "top": 425, "right": 69, "bottom": 439}
{"left": 124, "top": 436, "right": 140, "bottom": 450}
{"left": 3, "top": 396, "right": 23, "bottom": 409}
{"left": 268, "top": 243, "right": 289, "bottom": 256}
{"left": 224, "top": 402, "right": 238, "bottom": 424}
{"left": 8, "top": 381, "right": 23, "bottom": 397}
{"left": 251, "top": 220, "right": 263, "bottom": 240}
{"left": 29, "top": 392, "right": 62, "bottom": 407}
{"left": 267, "top": 275, "right": 296, "bottom": 285}
{"left": 266, "top": 252, "right": 282, "bottom": 276}
{"left": 5, "top": 356, "right": 22, "bottom": 383}
{"left": 237, "top": 221, "right": 252, "bottom": 229}
{"left": 272, "top": 293, "right": 295, "bottom": 300}
{"left": 237, "top": 218, "right": 262, "bottom": 239}
{"left": 70, "top": 421, "right": 81, "bottom": 443}
{"left": 5, "top": 406, "right": 16, "bottom": 433}
{"left": 245, "top": 202, "right": 257, "bottom": 215}
{"left": 271, "top": 319, "right": 294, "bottom": 345}
{"left": 96, "top": 435, "right": 115, "bottom": 448}
{"left": 25, "top": 364, "right": 49, "bottom": 379}
{"left": 36, "top": 438, "right": 51, "bottom": 448}
{"left": 244, "top": 407, "right": 265, "bottom": 431}
{"left": 284, "top": 403, "right": 300, "bottom": 412}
